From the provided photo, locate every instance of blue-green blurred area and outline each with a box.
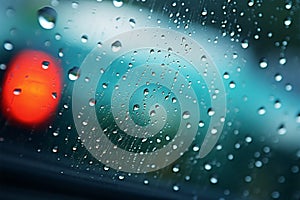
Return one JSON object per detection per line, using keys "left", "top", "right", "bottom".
{"left": 0, "top": 0, "right": 300, "bottom": 199}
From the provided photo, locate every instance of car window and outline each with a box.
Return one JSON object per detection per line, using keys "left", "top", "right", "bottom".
{"left": 1, "top": 0, "right": 300, "bottom": 199}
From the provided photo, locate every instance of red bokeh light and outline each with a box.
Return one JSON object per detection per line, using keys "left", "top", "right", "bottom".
{"left": 1, "top": 50, "right": 63, "bottom": 127}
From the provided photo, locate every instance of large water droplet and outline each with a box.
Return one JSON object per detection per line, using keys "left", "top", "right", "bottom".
{"left": 37, "top": 7, "right": 57, "bottom": 30}
{"left": 42, "top": 61, "right": 50, "bottom": 69}
{"left": 182, "top": 111, "right": 190, "bottom": 119}
{"left": 241, "top": 39, "right": 249, "bottom": 49}
{"left": 277, "top": 124, "right": 287, "bottom": 135}
{"left": 3, "top": 41, "right": 14, "bottom": 51}
{"left": 257, "top": 107, "right": 266, "bottom": 115}
{"left": 129, "top": 18, "right": 136, "bottom": 28}
{"left": 111, "top": 40, "right": 122, "bottom": 52}
{"left": 13, "top": 88, "right": 22, "bottom": 95}
{"left": 113, "top": 0, "right": 123, "bottom": 8}
{"left": 68, "top": 67, "right": 80, "bottom": 81}
{"left": 259, "top": 58, "right": 268, "bottom": 69}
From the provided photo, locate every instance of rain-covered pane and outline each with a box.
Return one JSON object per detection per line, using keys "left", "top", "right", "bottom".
{"left": 0, "top": 0, "right": 299, "bottom": 199}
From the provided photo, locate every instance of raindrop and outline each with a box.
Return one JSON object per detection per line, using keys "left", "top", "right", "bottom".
{"left": 186, "top": 123, "right": 192, "bottom": 129}
{"left": 201, "top": 8, "right": 208, "bottom": 16}
{"left": 58, "top": 48, "right": 64, "bottom": 57}
{"left": 102, "top": 83, "right": 108, "bottom": 89}
{"left": 241, "top": 39, "right": 249, "bottom": 49}
{"left": 192, "top": 146, "right": 200, "bottom": 152}
{"left": 296, "top": 113, "right": 300, "bottom": 123}
{"left": 284, "top": 18, "right": 292, "bottom": 27}
{"left": 285, "top": 83, "right": 292, "bottom": 92}
{"left": 285, "top": 2, "right": 292, "bottom": 10}
{"left": 208, "top": 108, "right": 215, "bottom": 116}
{"left": 279, "top": 57, "right": 287, "bottom": 65}
{"left": 259, "top": 58, "right": 268, "bottom": 68}
{"left": 113, "top": 0, "right": 123, "bottom": 8}
{"left": 204, "top": 163, "right": 212, "bottom": 171}
{"left": 223, "top": 72, "right": 230, "bottom": 79}
{"left": 257, "top": 107, "right": 266, "bottom": 115}
{"left": 37, "top": 6, "right": 57, "bottom": 30}
{"left": 173, "top": 185, "right": 180, "bottom": 191}
{"left": 68, "top": 67, "right": 80, "bottom": 81}
{"left": 210, "top": 177, "right": 218, "bottom": 184}
{"left": 52, "top": 146, "right": 58, "bottom": 153}
{"left": 198, "top": 121, "right": 205, "bottom": 127}
{"left": 274, "top": 74, "right": 283, "bottom": 82}
{"left": 182, "top": 111, "right": 190, "bottom": 119}
{"left": 111, "top": 40, "right": 122, "bottom": 52}
{"left": 277, "top": 124, "right": 287, "bottom": 135}
{"left": 89, "top": 98, "right": 96, "bottom": 106}
{"left": 143, "top": 88, "right": 149, "bottom": 95}
{"left": 172, "top": 97, "right": 177, "bottom": 103}
{"left": 42, "top": 61, "right": 50, "bottom": 69}
{"left": 133, "top": 104, "right": 140, "bottom": 111}
{"left": 0, "top": 64, "right": 7, "bottom": 70}
{"left": 245, "top": 136, "right": 252, "bottom": 143}
{"left": 150, "top": 110, "right": 156, "bottom": 117}
{"left": 52, "top": 92, "right": 57, "bottom": 99}
{"left": 129, "top": 18, "right": 136, "bottom": 28}
{"left": 274, "top": 100, "right": 281, "bottom": 109}
{"left": 72, "top": 1, "right": 79, "bottom": 9}
{"left": 255, "top": 160, "right": 263, "bottom": 168}
{"left": 3, "top": 41, "right": 14, "bottom": 51}
{"left": 229, "top": 81, "right": 236, "bottom": 89}
{"left": 13, "top": 88, "right": 22, "bottom": 95}
{"left": 172, "top": 165, "right": 180, "bottom": 173}
{"left": 271, "top": 191, "right": 280, "bottom": 199}
{"left": 81, "top": 35, "right": 88, "bottom": 43}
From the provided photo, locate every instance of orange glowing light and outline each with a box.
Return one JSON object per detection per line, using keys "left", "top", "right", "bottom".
{"left": 1, "top": 50, "right": 62, "bottom": 126}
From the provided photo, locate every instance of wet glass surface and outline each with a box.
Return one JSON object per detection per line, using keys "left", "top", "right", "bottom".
{"left": 0, "top": 0, "right": 300, "bottom": 199}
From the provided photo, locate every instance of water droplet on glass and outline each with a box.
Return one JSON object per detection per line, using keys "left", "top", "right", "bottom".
{"left": 113, "top": 0, "right": 123, "bottom": 8}
{"left": 52, "top": 92, "right": 57, "bottom": 99}
{"left": 296, "top": 113, "right": 300, "bottom": 123}
{"left": 204, "top": 163, "right": 212, "bottom": 171}
{"left": 277, "top": 124, "right": 287, "bottom": 135}
{"left": 42, "top": 61, "right": 50, "bottom": 69}
{"left": 129, "top": 18, "right": 136, "bottom": 28}
{"left": 81, "top": 35, "right": 88, "bottom": 43}
{"left": 37, "top": 6, "right": 57, "bottom": 30}
{"left": 172, "top": 165, "right": 180, "bottom": 173}
{"left": 3, "top": 41, "right": 14, "bottom": 51}
{"left": 133, "top": 104, "right": 140, "bottom": 111}
{"left": 210, "top": 177, "right": 218, "bottom": 184}
{"left": 52, "top": 146, "right": 58, "bottom": 153}
{"left": 274, "top": 100, "right": 281, "bottom": 109}
{"left": 284, "top": 18, "right": 292, "bottom": 27}
{"left": 274, "top": 73, "right": 283, "bottom": 82}
{"left": 279, "top": 57, "right": 287, "bottom": 65}
{"left": 111, "top": 40, "right": 122, "bottom": 52}
{"left": 72, "top": 1, "right": 79, "bottom": 9}
{"left": 241, "top": 39, "right": 249, "bottom": 49}
{"left": 68, "top": 67, "right": 80, "bottom": 81}
{"left": 173, "top": 185, "right": 180, "bottom": 191}
{"left": 13, "top": 88, "right": 22, "bottom": 95}
{"left": 182, "top": 111, "right": 190, "bottom": 119}
{"left": 285, "top": 2, "right": 292, "bottom": 10}
{"left": 89, "top": 98, "right": 96, "bottom": 106}
{"left": 257, "top": 107, "right": 266, "bottom": 115}
{"left": 259, "top": 58, "right": 268, "bottom": 68}
{"left": 150, "top": 110, "right": 156, "bottom": 117}
{"left": 208, "top": 108, "right": 215, "bottom": 116}
{"left": 223, "top": 72, "right": 230, "bottom": 79}
{"left": 229, "top": 81, "right": 236, "bottom": 89}
{"left": 199, "top": 120, "right": 205, "bottom": 127}
{"left": 285, "top": 83, "right": 292, "bottom": 92}
{"left": 0, "top": 64, "right": 7, "bottom": 70}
